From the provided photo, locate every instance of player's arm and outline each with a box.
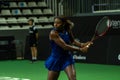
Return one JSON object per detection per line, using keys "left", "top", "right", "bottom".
{"left": 72, "top": 40, "right": 83, "bottom": 47}
{"left": 50, "top": 30, "right": 87, "bottom": 52}
{"left": 34, "top": 27, "right": 39, "bottom": 41}
{"left": 68, "top": 30, "right": 83, "bottom": 47}
{"left": 36, "top": 32, "right": 39, "bottom": 40}
{"left": 72, "top": 38, "right": 93, "bottom": 48}
{"left": 69, "top": 31, "right": 92, "bottom": 47}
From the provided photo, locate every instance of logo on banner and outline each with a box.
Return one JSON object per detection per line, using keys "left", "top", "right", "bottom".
{"left": 110, "top": 20, "right": 120, "bottom": 29}
{"left": 118, "top": 54, "right": 120, "bottom": 60}
{"left": 73, "top": 51, "right": 86, "bottom": 60}
{"left": 73, "top": 54, "right": 86, "bottom": 60}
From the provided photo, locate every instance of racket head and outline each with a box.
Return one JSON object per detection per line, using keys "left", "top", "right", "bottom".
{"left": 95, "top": 16, "right": 111, "bottom": 36}
{"left": 91, "top": 16, "right": 111, "bottom": 41}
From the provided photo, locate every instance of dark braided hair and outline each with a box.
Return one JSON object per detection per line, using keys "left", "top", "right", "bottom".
{"left": 55, "top": 15, "right": 74, "bottom": 42}
{"left": 54, "top": 15, "right": 71, "bottom": 31}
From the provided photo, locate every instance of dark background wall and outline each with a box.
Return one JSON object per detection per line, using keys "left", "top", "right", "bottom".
{"left": 69, "top": 14, "right": 120, "bottom": 65}
{"left": 0, "top": 14, "right": 120, "bottom": 65}
{"left": 0, "top": 29, "right": 51, "bottom": 60}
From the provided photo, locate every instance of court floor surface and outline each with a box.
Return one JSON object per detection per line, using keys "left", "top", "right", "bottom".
{"left": 0, "top": 60, "right": 120, "bottom": 80}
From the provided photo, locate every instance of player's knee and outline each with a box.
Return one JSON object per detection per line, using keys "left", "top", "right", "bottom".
{"left": 68, "top": 74, "right": 76, "bottom": 80}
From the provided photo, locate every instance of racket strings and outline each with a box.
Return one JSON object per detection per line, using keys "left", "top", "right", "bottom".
{"left": 96, "top": 17, "right": 110, "bottom": 36}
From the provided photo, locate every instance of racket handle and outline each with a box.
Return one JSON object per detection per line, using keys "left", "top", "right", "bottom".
{"left": 85, "top": 41, "right": 93, "bottom": 48}
{"left": 91, "top": 35, "right": 95, "bottom": 42}
{"left": 86, "top": 43, "right": 91, "bottom": 48}
{"left": 91, "top": 34, "right": 98, "bottom": 42}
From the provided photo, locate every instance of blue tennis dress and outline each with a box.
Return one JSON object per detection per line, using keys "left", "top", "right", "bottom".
{"left": 45, "top": 30, "right": 75, "bottom": 71}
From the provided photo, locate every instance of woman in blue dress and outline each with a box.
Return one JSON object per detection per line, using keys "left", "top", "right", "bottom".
{"left": 45, "top": 16, "right": 92, "bottom": 80}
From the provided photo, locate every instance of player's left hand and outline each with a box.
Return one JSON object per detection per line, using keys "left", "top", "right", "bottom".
{"left": 80, "top": 46, "right": 89, "bottom": 53}
{"left": 81, "top": 41, "right": 93, "bottom": 48}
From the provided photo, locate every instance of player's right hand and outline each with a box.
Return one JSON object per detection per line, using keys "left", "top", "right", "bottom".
{"left": 79, "top": 46, "right": 89, "bottom": 53}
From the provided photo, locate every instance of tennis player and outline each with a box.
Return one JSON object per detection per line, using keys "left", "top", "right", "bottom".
{"left": 45, "top": 16, "right": 92, "bottom": 80}
{"left": 28, "top": 18, "right": 38, "bottom": 63}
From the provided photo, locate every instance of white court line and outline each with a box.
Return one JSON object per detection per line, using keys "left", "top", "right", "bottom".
{"left": 0, "top": 76, "right": 30, "bottom": 80}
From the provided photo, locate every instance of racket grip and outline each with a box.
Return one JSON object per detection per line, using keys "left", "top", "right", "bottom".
{"left": 86, "top": 45, "right": 89, "bottom": 48}
{"left": 86, "top": 43, "right": 91, "bottom": 48}
{"left": 91, "top": 34, "right": 96, "bottom": 42}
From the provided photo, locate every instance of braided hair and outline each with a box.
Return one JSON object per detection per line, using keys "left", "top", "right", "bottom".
{"left": 54, "top": 15, "right": 74, "bottom": 42}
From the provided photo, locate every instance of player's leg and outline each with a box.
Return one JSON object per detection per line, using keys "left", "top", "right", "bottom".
{"left": 31, "top": 46, "right": 37, "bottom": 61}
{"left": 64, "top": 64, "right": 76, "bottom": 80}
{"left": 47, "top": 70, "right": 60, "bottom": 80}
{"left": 34, "top": 47, "right": 37, "bottom": 60}
{"left": 32, "top": 46, "right": 37, "bottom": 60}
{"left": 30, "top": 47, "right": 34, "bottom": 61}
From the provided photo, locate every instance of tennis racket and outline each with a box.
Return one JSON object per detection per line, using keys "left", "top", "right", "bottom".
{"left": 86, "top": 16, "right": 111, "bottom": 47}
